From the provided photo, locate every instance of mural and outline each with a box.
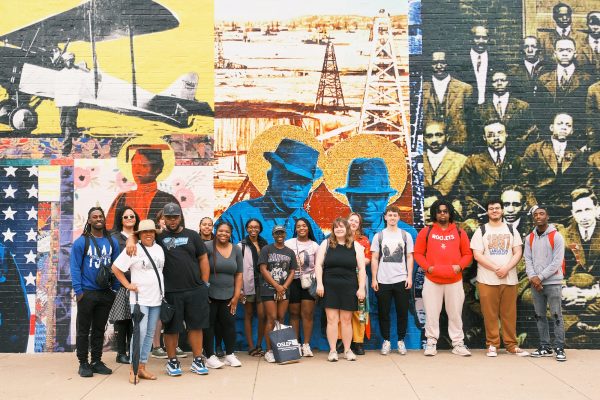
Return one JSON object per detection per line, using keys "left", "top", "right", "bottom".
{"left": 2, "top": 0, "right": 599, "bottom": 354}
{"left": 420, "top": 0, "right": 600, "bottom": 348}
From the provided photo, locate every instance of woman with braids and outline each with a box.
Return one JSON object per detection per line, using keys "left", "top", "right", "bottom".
{"left": 238, "top": 218, "right": 268, "bottom": 357}
{"left": 285, "top": 217, "right": 319, "bottom": 357}
{"left": 70, "top": 207, "right": 120, "bottom": 378}
{"left": 110, "top": 206, "right": 140, "bottom": 365}
{"left": 203, "top": 221, "right": 244, "bottom": 368}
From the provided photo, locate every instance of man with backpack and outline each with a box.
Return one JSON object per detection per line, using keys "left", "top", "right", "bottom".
{"left": 70, "top": 207, "right": 120, "bottom": 377}
{"left": 371, "top": 205, "right": 414, "bottom": 356}
{"left": 524, "top": 205, "right": 567, "bottom": 361}
{"left": 471, "top": 200, "right": 529, "bottom": 357}
{"left": 414, "top": 199, "right": 473, "bottom": 356}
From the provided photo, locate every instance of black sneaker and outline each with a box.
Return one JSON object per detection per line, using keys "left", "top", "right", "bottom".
{"left": 531, "top": 347, "right": 554, "bottom": 357}
{"left": 555, "top": 348, "right": 567, "bottom": 362}
{"left": 90, "top": 360, "right": 113, "bottom": 375}
{"left": 116, "top": 353, "right": 130, "bottom": 364}
{"left": 353, "top": 342, "right": 365, "bottom": 355}
{"left": 78, "top": 362, "right": 93, "bottom": 378}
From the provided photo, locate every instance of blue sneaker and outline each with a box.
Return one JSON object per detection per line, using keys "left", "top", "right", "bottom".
{"left": 190, "top": 357, "right": 209, "bottom": 375}
{"left": 166, "top": 359, "right": 182, "bottom": 376}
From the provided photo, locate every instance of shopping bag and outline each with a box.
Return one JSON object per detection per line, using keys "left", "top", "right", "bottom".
{"left": 268, "top": 321, "right": 301, "bottom": 364}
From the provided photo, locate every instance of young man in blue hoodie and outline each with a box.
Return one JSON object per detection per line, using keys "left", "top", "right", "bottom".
{"left": 70, "top": 207, "right": 120, "bottom": 377}
{"left": 524, "top": 205, "right": 567, "bottom": 361}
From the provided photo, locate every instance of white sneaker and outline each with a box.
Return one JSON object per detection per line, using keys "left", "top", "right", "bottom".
{"left": 397, "top": 340, "right": 407, "bottom": 355}
{"left": 381, "top": 340, "right": 391, "bottom": 355}
{"left": 327, "top": 350, "right": 338, "bottom": 362}
{"left": 205, "top": 354, "right": 225, "bottom": 369}
{"left": 224, "top": 353, "right": 242, "bottom": 367}
{"left": 486, "top": 345, "right": 498, "bottom": 357}
{"left": 302, "top": 343, "right": 314, "bottom": 357}
{"left": 264, "top": 350, "right": 276, "bottom": 363}
{"left": 452, "top": 344, "right": 472, "bottom": 357}
{"left": 344, "top": 349, "right": 357, "bottom": 361}
{"left": 424, "top": 341, "right": 437, "bottom": 356}
{"left": 507, "top": 347, "right": 530, "bottom": 357}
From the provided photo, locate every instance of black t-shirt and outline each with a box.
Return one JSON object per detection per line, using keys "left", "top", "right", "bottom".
{"left": 257, "top": 244, "right": 298, "bottom": 297}
{"left": 157, "top": 228, "right": 207, "bottom": 293}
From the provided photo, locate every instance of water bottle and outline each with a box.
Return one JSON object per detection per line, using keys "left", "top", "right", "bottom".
{"left": 358, "top": 300, "right": 366, "bottom": 323}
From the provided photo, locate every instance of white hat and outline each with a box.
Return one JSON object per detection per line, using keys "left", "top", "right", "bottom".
{"left": 135, "top": 219, "right": 159, "bottom": 234}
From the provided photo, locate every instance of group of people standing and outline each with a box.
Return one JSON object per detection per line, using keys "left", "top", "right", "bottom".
{"left": 70, "top": 193, "right": 568, "bottom": 384}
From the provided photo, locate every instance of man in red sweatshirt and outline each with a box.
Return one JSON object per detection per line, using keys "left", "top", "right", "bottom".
{"left": 414, "top": 199, "right": 473, "bottom": 356}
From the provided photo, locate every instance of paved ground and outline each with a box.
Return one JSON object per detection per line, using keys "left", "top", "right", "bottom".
{"left": 1, "top": 350, "right": 598, "bottom": 400}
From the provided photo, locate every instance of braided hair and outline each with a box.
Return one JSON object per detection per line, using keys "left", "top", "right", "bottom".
{"left": 83, "top": 206, "right": 111, "bottom": 238}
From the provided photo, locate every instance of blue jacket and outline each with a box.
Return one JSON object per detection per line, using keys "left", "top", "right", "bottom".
{"left": 70, "top": 235, "right": 120, "bottom": 296}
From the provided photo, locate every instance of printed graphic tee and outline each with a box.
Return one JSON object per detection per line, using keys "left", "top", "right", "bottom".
{"left": 284, "top": 238, "right": 319, "bottom": 279}
{"left": 371, "top": 228, "right": 414, "bottom": 284}
{"left": 471, "top": 223, "right": 522, "bottom": 285}
{"left": 257, "top": 244, "right": 298, "bottom": 297}
{"left": 157, "top": 228, "right": 207, "bottom": 293}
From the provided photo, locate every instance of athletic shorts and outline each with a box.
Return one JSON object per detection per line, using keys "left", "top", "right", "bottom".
{"left": 164, "top": 285, "right": 209, "bottom": 333}
{"left": 289, "top": 278, "right": 315, "bottom": 304}
{"left": 244, "top": 294, "right": 262, "bottom": 304}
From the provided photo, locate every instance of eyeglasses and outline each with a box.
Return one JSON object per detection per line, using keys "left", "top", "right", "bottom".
{"left": 123, "top": 215, "right": 136, "bottom": 220}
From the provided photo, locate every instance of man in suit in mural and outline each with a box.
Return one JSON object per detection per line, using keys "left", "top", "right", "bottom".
{"left": 456, "top": 25, "right": 495, "bottom": 106}
{"left": 521, "top": 112, "right": 590, "bottom": 225}
{"left": 105, "top": 145, "right": 180, "bottom": 231}
{"left": 423, "top": 119, "right": 466, "bottom": 218}
{"left": 538, "top": 37, "right": 591, "bottom": 134}
{"left": 509, "top": 36, "right": 548, "bottom": 107}
{"left": 539, "top": 2, "right": 585, "bottom": 61}
{"left": 577, "top": 12, "right": 600, "bottom": 82}
{"left": 585, "top": 77, "right": 600, "bottom": 152}
{"left": 422, "top": 51, "right": 473, "bottom": 150}
{"left": 589, "top": 150, "right": 600, "bottom": 187}
{"left": 458, "top": 120, "right": 522, "bottom": 222}
{"left": 217, "top": 138, "right": 324, "bottom": 244}
{"left": 501, "top": 184, "right": 530, "bottom": 240}
{"left": 561, "top": 188, "right": 600, "bottom": 348}
{"left": 473, "top": 68, "right": 536, "bottom": 155}
{"left": 335, "top": 157, "right": 417, "bottom": 242}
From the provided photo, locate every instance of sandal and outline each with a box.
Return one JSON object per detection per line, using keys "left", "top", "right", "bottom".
{"left": 248, "top": 347, "right": 259, "bottom": 356}
{"left": 255, "top": 346, "right": 265, "bottom": 357}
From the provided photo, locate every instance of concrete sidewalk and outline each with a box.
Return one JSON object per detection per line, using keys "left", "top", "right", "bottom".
{"left": 0, "top": 350, "right": 598, "bottom": 400}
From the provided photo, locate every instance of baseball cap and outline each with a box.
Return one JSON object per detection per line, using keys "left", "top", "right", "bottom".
{"left": 272, "top": 225, "right": 286, "bottom": 234}
{"left": 163, "top": 202, "right": 182, "bottom": 216}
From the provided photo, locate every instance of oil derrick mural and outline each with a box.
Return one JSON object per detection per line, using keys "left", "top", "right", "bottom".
{"left": 314, "top": 40, "right": 346, "bottom": 110}
{"left": 0, "top": 0, "right": 214, "bottom": 353}
{"left": 215, "top": 1, "right": 418, "bottom": 350}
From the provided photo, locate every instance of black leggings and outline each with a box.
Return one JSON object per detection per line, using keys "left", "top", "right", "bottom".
{"left": 114, "top": 319, "right": 132, "bottom": 354}
{"left": 203, "top": 298, "right": 236, "bottom": 357}
{"left": 376, "top": 282, "right": 410, "bottom": 341}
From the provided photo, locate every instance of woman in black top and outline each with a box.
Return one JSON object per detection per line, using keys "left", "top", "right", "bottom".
{"left": 111, "top": 206, "right": 140, "bottom": 364}
{"left": 315, "top": 217, "right": 366, "bottom": 362}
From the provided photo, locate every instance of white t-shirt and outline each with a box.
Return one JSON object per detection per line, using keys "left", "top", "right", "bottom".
{"left": 284, "top": 238, "right": 319, "bottom": 279}
{"left": 371, "top": 228, "right": 414, "bottom": 284}
{"left": 471, "top": 223, "right": 522, "bottom": 285}
{"left": 113, "top": 243, "right": 165, "bottom": 306}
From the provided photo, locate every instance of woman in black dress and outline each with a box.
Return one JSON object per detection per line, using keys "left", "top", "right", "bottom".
{"left": 315, "top": 217, "right": 366, "bottom": 362}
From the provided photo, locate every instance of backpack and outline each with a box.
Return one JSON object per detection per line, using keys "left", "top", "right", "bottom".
{"left": 480, "top": 223, "right": 514, "bottom": 239}
{"left": 528, "top": 230, "right": 566, "bottom": 275}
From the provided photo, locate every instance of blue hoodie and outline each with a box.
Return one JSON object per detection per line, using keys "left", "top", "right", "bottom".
{"left": 70, "top": 234, "right": 120, "bottom": 296}
{"left": 524, "top": 224, "right": 564, "bottom": 285}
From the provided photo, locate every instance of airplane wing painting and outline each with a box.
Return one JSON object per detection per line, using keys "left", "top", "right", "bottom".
{"left": 0, "top": 0, "right": 180, "bottom": 47}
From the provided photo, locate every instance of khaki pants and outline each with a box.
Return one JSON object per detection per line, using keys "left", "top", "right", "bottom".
{"left": 423, "top": 279, "right": 465, "bottom": 346}
{"left": 478, "top": 282, "right": 518, "bottom": 350}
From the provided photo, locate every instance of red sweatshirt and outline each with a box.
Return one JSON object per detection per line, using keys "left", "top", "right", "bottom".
{"left": 414, "top": 223, "right": 473, "bottom": 284}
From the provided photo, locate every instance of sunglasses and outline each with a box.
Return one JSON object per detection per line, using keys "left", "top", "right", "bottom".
{"left": 123, "top": 215, "right": 136, "bottom": 220}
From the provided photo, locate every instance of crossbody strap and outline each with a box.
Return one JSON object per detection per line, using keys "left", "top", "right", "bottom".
{"left": 140, "top": 243, "right": 164, "bottom": 298}
{"left": 88, "top": 235, "right": 104, "bottom": 258}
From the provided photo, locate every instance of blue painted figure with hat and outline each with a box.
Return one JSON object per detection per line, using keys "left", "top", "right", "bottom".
{"left": 217, "top": 139, "right": 325, "bottom": 244}
{"left": 336, "top": 158, "right": 417, "bottom": 242}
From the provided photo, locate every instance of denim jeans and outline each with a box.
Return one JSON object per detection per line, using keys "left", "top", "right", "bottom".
{"left": 530, "top": 284, "right": 565, "bottom": 348}
{"left": 129, "top": 304, "right": 161, "bottom": 363}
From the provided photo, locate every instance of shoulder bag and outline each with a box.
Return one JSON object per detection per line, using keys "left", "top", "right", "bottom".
{"left": 140, "top": 244, "right": 175, "bottom": 324}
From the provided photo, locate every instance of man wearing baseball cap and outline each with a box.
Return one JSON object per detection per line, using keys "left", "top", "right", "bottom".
{"left": 257, "top": 225, "right": 298, "bottom": 362}
{"left": 126, "top": 202, "right": 211, "bottom": 376}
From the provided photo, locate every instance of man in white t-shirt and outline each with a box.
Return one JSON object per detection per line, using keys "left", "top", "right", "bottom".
{"left": 471, "top": 200, "right": 529, "bottom": 357}
{"left": 371, "top": 205, "right": 414, "bottom": 356}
